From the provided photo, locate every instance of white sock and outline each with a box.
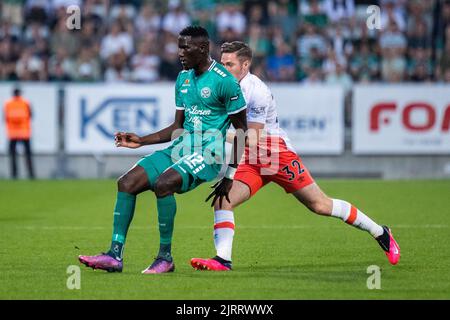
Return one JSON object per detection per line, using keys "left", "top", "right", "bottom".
{"left": 213, "top": 210, "right": 235, "bottom": 262}
{"left": 331, "top": 199, "right": 384, "bottom": 238}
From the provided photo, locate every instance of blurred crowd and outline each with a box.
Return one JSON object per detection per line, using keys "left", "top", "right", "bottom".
{"left": 1, "top": 0, "right": 450, "bottom": 84}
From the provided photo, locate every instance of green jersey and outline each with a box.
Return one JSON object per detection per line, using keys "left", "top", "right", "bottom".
{"left": 165, "top": 60, "right": 247, "bottom": 165}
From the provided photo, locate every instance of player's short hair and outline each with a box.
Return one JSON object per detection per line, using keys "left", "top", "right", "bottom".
{"left": 221, "top": 41, "right": 253, "bottom": 63}
{"left": 13, "top": 88, "right": 21, "bottom": 96}
{"left": 179, "top": 26, "right": 209, "bottom": 40}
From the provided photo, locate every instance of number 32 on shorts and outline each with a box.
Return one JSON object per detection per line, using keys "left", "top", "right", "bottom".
{"left": 281, "top": 160, "right": 305, "bottom": 181}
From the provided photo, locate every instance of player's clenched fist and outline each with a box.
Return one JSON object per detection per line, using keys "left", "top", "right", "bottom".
{"left": 114, "top": 132, "right": 142, "bottom": 149}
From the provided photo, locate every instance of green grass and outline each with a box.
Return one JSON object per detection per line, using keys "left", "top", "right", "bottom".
{"left": 0, "top": 179, "right": 450, "bottom": 299}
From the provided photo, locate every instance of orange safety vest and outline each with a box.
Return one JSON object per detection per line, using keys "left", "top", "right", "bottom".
{"left": 4, "top": 96, "right": 32, "bottom": 140}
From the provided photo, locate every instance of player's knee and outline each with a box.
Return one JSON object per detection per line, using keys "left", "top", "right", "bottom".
{"left": 154, "top": 178, "right": 175, "bottom": 198}
{"left": 117, "top": 175, "right": 138, "bottom": 195}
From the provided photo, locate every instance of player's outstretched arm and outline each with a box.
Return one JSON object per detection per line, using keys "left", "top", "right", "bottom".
{"left": 206, "top": 109, "right": 248, "bottom": 207}
{"left": 115, "top": 109, "right": 185, "bottom": 149}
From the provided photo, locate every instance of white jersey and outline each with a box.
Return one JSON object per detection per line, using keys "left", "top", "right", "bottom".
{"left": 239, "top": 72, "right": 295, "bottom": 152}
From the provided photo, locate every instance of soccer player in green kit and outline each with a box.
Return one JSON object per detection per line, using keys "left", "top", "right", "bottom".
{"left": 78, "top": 26, "right": 248, "bottom": 274}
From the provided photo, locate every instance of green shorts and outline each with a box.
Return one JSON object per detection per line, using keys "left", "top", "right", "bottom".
{"left": 136, "top": 148, "right": 221, "bottom": 194}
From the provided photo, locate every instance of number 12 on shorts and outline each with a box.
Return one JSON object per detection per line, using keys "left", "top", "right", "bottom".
{"left": 183, "top": 153, "right": 206, "bottom": 174}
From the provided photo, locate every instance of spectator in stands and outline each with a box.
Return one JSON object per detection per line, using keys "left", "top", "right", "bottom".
{"left": 301, "top": 0, "right": 328, "bottom": 30}
{"left": 159, "top": 33, "right": 181, "bottom": 81}
{"left": 131, "top": 41, "right": 160, "bottom": 83}
{"left": 135, "top": 3, "right": 161, "bottom": 38}
{"left": 437, "top": 40, "right": 450, "bottom": 82}
{"left": 323, "top": 0, "right": 355, "bottom": 24}
{"left": 24, "top": 0, "right": 51, "bottom": 24}
{"left": 104, "top": 51, "right": 130, "bottom": 82}
{"left": 48, "top": 47, "right": 75, "bottom": 81}
{"left": 246, "top": 23, "right": 270, "bottom": 61}
{"left": 2, "top": 0, "right": 25, "bottom": 27}
{"left": 162, "top": 0, "right": 191, "bottom": 36}
{"left": 267, "top": 41, "right": 296, "bottom": 81}
{"left": 216, "top": 2, "right": 246, "bottom": 39}
{"left": 16, "top": 47, "right": 46, "bottom": 81}
{"left": 349, "top": 42, "right": 380, "bottom": 82}
{"left": 0, "top": 39, "right": 19, "bottom": 80}
{"left": 74, "top": 46, "right": 102, "bottom": 82}
{"left": 297, "top": 23, "right": 327, "bottom": 59}
{"left": 380, "top": 0, "right": 406, "bottom": 32}
{"left": 50, "top": 18, "right": 80, "bottom": 58}
{"left": 100, "top": 21, "right": 133, "bottom": 61}
{"left": 268, "top": 0, "right": 298, "bottom": 42}
{"left": 325, "top": 61, "right": 353, "bottom": 93}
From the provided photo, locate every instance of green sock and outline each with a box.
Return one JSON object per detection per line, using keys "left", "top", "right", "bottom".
{"left": 108, "top": 192, "right": 136, "bottom": 260}
{"left": 157, "top": 195, "right": 177, "bottom": 259}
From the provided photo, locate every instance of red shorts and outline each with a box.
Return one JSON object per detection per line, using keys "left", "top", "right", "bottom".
{"left": 234, "top": 149, "right": 314, "bottom": 196}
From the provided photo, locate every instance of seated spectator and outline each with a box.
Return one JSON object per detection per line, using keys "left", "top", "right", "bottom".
{"left": 135, "top": 4, "right": 161, "bottom": 37}
{"left": 216, "top": 2, "right": 246, "bottom": 39}
{"left": 302, "top": 0, "right": 328, "bottom": 29}
{"left": 407, "top": 47, "right": 433, "bottom": 81}
{"left": 104, "top": 51, "right": 131, "bottom": 82}
{"left": 267, "top": 41, "right": 296, "bottom": 82}
{"left": 16, "top": 47, "right": 46, "bottom": 80}
{"left": 349, "top": 42, "right": 380, "bottom": 82}
{"left": 407, "top": 20, "right": 432, "bottom": 53}
{"left": 131, "top": 41, "right": 160, "bottom": 83}
{"left": 162, "top": 0, "right": 191, "bottom": 36}
{"left": 381, "top": 48, "right": 406, "bottom": 82}
{"left": 0, "top": 39, "right": 19, "bottom": 80}
{"left": 2, "top": 0, "right": 25, "bottom": 27}
{"left": 48, "top": 47, "right": 76, "bottom": 81}
{"left": 159, "top": 33, "right": 182, "bottom": 81}
{"left": 297, "top": 23, "right": 328, "bottom": 59}
{"left": 50, "top": 18, "right": 80, "bottom": 58}
{"left": 302, "top": 67, "right": 323, "bottom": 84}
{"left": 268, "top": 0, "right": 298, "bottom": 42}
{"left": 24, "top": 0, "right": 51, "bottom": 24}
{"left": 380, "top": 0, "right": 406, "bottom": 32}
{"left": 323, "top": 0, "right": 355, "bottom": 24}
{"left": 379, "top": 22, "right": 407, "bottom": 54}
{"left": 100, "top": 21, "right": 134, "bottom": 61}
{"left": 325, "top": 61, "right": 353, "bottom": 93}
{"left": 437, "top": 40, "right": 450, "bottom": 81}
{"left": 74, "top": 46, "right": 102, "bottom": 82}
{"left": 246, "top": 23, "right": 270, "bottom": 60}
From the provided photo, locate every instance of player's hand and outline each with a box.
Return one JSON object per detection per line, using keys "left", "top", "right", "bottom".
{"left": 114, "top": 132, "right": 142, "bottom": 149}
{"left": 205, "top": 177, "right": 233, "bottom": 208}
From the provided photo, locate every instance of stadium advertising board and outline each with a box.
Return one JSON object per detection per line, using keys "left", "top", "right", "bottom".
{"left": 271, "top": 85, "right": 344, "bottom": 155}
{"left": 66, "top": 84, "right": 345, "bottom": 155}
{"left": 353, "top": 85, "right": 450, "bottom": 154}
{"left": 65, "top": 84, "right": 174, "bottom": 154}
{"left": 0, "top": 83, "right": 58, "bottom": 154}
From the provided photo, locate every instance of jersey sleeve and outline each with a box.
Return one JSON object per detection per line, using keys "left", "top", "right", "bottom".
{"left": 174, "top": 72, "right": 185, "bottom": 110}
{"left": 247, "top": 87, "right": 271, "bottom": 124}
{"left": 220, "top": 77, "right": 247, "bottom": 115}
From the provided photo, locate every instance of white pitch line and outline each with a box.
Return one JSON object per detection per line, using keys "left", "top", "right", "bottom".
{"left": 7, "top": 224, "right": 449, "bottom": 230}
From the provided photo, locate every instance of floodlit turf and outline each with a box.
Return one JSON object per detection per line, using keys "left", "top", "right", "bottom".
{"left": 0, "top": 179, "right": 449, "bottom": 299}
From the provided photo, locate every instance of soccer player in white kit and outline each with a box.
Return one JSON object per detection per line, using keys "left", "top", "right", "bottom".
{"left": 191, "top": 41, "right": 400, "bottom": 271}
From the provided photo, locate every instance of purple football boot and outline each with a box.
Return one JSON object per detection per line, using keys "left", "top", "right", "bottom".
{"left": 141, "top": 257, "right": 175, "bottom": 274}
{"left": 78, "top": 253, "right": 123, "bottom": 272}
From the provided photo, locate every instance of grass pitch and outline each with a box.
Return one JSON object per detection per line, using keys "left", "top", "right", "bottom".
{"left": 0, "top": 179, "right": 449, "bottom": 299}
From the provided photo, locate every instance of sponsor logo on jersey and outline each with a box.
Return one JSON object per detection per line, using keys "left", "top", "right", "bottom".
{"left": 230, "top": 95, "right": 239, "bottom": 101}
{"left": 180, "top": 89, "right": 188, "bottom": 93}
